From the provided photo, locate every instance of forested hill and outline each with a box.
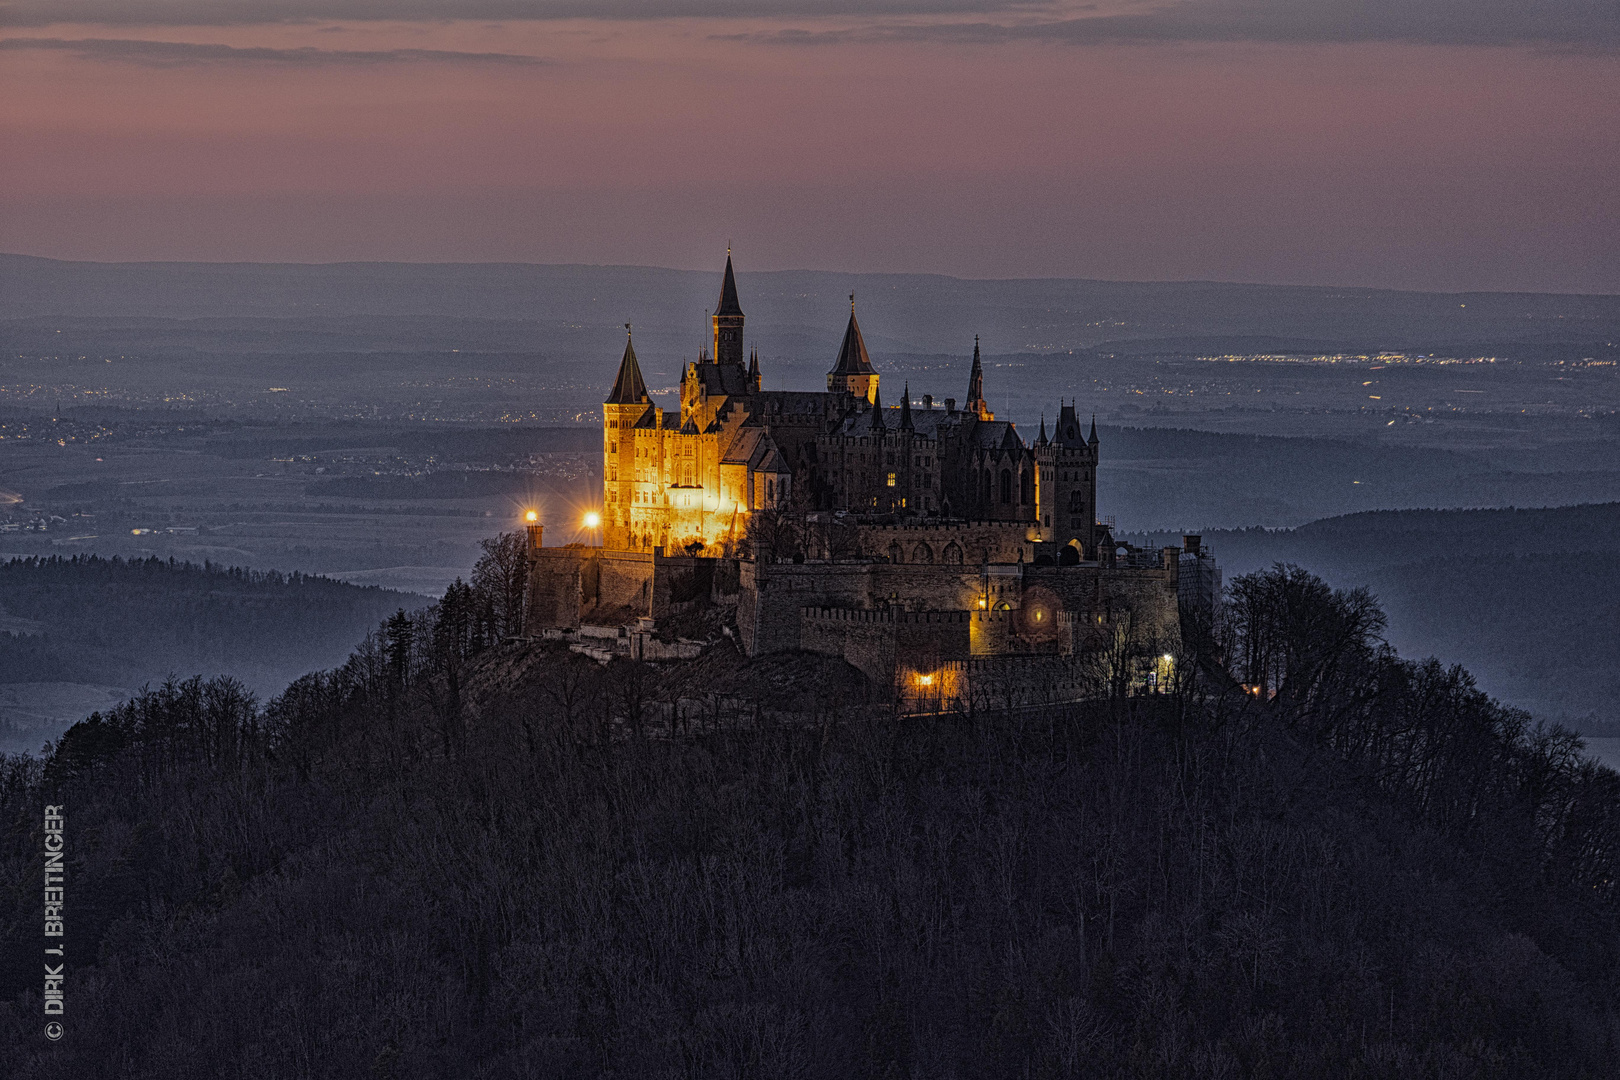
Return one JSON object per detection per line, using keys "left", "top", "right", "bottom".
{"left": 0, "top": 555, "right": 420, "bottom": 697}
{"left": 1132, "top": 503, "right": 1620, "bottom": 576}
{"left": 1126, "top": 503, "right": 1620, "bottom": 732}
{"left": 2, "top": 565, "right": 1618, "bottom": 1076}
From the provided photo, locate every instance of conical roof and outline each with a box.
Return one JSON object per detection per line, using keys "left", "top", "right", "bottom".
{"left": 1035, "top": 415, "right": 1049, "bottom": 447}
{"left": 966, "top": 335, "right": 985, "bottom": 409}
{"left": 830, "top": 302, "right": 874, "bottom": 376}
{"left": 899, "top": 383, "right": 913, "bottom": 430}
{"left": 869, "top": 383, "right": 885, "bottom": 430}
{"left": 715, "top": 253, "right": 743, "bottom": 317}
{"left": 1088, "top": 414, "right": 1099, "bottom": 445}
{"left": 606, "top": 330, "right": 648, "bottom": 404}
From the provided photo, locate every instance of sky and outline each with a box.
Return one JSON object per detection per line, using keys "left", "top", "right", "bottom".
{"left": 1, "top": 0, "right": 1617, "bottom": 292}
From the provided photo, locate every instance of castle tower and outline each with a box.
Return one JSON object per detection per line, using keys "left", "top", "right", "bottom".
{"left": 712, "top": 251, "right": 745, "bottom": 368}
{"left": 1036, "top": 401, "right": 1098, "bottom": 559}
{"left": 828, "top": 295, "right": 878, "bottom": 404}
{"left": 965, "top": 336, "right": 993, "bottom": 421}
{"left": 603, "top": 326, "right": 651, "bottom": 551}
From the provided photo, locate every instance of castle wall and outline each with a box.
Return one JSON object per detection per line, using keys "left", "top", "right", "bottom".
{"left": 738, "top": 560, "right": 876, "bottom": 655}
{"left": 800, "top": 607, "right": 972, "bottom": 695}
{"left": 528, "top": 547, "right": 586, "bottom": 631}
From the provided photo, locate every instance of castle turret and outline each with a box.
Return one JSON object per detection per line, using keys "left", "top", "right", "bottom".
{"left": 828, "top": 296, "right": 878, "bottom": 404}
{"left": 713, "top": 251, "right": 745, "bottom": 368}
{"left": 1035, "top": 401, "right": 1098, "bottom": 558}
{"left": 603, "top": 326, "right": 651, "bottom": 550}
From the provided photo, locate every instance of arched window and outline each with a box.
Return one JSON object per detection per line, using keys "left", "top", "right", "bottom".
{"left": 1059, "top": 542, "right": 1081, "bottom": 566}
{"left": 1021, "top": 468, "right": 1034, "bottom": 505}
{"left": 912, "top": 542, "right": 934, "bottom": 564}
{"left": 1000, "top": 469, "right": 1012, "bottom": 504}
{"left": 888, "top": 542, "right": 903, "bottom": 564}
{"left": 943, "top": 541, "right": 963, "bottom": 565}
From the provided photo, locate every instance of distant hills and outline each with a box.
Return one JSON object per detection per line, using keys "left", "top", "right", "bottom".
{"left": 0, "top": 555, "right": 425, "bottom": 752}
{"left": 1127, "top": 503, "right": 1620, "bottom": 732}
{"left": 5, "top": 252, "right": 1617, "bottom": 363}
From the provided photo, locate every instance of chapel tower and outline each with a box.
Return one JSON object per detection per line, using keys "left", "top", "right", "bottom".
{"left": 712, "top": 252, "right": 745, "bottom": 368}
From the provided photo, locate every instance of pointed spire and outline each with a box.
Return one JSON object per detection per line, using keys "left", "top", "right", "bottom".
{"left": 606, "top": 325, "right": 649, "bottom": 404}
{"left": 830, "top": 303, "right": 874, "bottom": 376}
{"left": 1035, "top": 414, "right": 1049, "bottom": 447}
{"left": 899, "top": 383, "right": 913, "bottom": 431}
{"left": 967, "top": 335, "right": 987, "bottom": 419}
{"left": 716, "top": 252, "right": 743, "bottom": 317}
{"left": 747, "top": 347, "right": 760, "bottom": 389}
{"left": 870, "top": 383, "right": 885, "bottom": 430}
{"left": 1088, "top": 414, "right": 1099, "bottom": 445}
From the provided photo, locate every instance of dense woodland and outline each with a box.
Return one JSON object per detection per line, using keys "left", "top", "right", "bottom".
{"left": 0, "top": 547, "right": 1617, "bottom": 1077}
{"left": 0, "top": 555, "right": 421, "bottom": 696}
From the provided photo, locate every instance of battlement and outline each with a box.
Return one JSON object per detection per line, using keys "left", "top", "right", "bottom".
{"left": 801, "top": 606, "right": 971, "bottom": 625}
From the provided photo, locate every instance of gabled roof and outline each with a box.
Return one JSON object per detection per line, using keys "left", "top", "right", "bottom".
{"left": 966, "top": 419, "right": 1022, "bottom": 451}
{"left": 715, "top": 253, "right": 743, "bottom": 317}
{"left": 606, "top": 332, "right": 649, "bottom": 404}
{"left": 830, "top": 304, "right": 874, "bottom": 376}
{"left": 689, "top": 360, "right": 753, "bottom": 397}
{"left": 830, "top": 404, "right": 956, "bottom": 439}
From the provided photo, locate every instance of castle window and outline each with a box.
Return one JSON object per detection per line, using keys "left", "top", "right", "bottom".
{"left": 1000, "top": 470, "right": 1012, "bottom": 504}
{"left": 887, "top": 472, "right": 896, "bottom": 487}
{"left": 888, "top": 542, "right": 903, "bottom": 564}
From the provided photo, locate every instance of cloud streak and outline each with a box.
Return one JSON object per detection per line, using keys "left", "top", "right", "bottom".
{"left": 747, "top": 0, "right": 1620, "bottom": 49}
{"left": 0, "top": 0, "right": 1034, "bottom": 29}
{"left": 3, "top": 0, "right": 1612, "bottom": 49}
{"left": 0, "top": 36, "right": 548, "bottom": 65}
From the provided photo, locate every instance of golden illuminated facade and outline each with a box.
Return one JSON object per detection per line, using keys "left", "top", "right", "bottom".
{"left": 596, "top": 254, "right": 1103, "bottom": 563}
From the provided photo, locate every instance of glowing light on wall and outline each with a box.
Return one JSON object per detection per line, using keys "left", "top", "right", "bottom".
{"left": 525, "top": 510, "right": 538, "bottom": 523}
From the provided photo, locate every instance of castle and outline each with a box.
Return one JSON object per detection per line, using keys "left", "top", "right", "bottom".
{"left": 527, "top": 255, "right": 1214, "bottom": 707}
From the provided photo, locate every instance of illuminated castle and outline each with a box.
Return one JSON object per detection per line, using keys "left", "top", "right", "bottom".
{"left": 528, "top": 254, "right": 1207, "bottom": 705}
{"left": 597, "top": 253, "right": 1103, "bottom": 558}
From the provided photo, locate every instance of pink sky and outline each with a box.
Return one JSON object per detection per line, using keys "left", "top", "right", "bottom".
{"left": 2, "top": 9, "right": 1617, "bottom": 292}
